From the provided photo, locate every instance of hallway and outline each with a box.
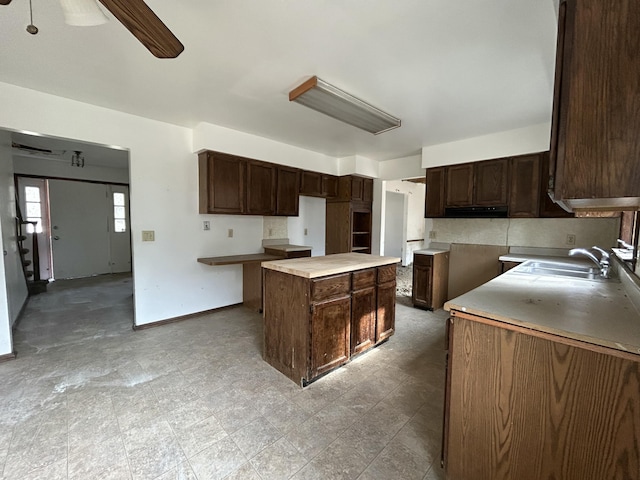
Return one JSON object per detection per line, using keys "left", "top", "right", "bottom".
{"left": 1, "top": 274, "right": 447, "bottom": 480}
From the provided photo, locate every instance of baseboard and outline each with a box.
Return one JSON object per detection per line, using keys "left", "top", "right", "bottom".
{"left": 0, "top": 352, "right": 17, "bottom": 363}
{"left": 132, "top": 303, "right": 243, "bottom": 331}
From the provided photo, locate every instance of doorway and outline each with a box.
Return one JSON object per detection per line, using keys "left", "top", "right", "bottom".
{"left": 17, "top": 177, "right": 132, "bottom": 280}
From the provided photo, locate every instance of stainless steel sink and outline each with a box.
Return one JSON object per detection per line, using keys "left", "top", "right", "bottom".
{"left": 514, "top": 260, "right": 612, "bottom": 281}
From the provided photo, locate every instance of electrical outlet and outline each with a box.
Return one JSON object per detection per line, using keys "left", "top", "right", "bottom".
{"left": 268, "top": 228, "right": 273, "bottom": 236}
{"left": 304, "top": 228, "right": 308, "bottom": 236}
{"left": 228, "top": 228, "right": 233, "bottom": 238}
{"left": 566, "top": 233, "right": 576, "bottom": 246}
{"left": 203, "top": 221, "right": 210, "bottom": 231}
{"left": 429, "top": 230, "right": 437, "bottom": 239}
{"left": 142, "top": 230, "right": 155, "bottom": 242}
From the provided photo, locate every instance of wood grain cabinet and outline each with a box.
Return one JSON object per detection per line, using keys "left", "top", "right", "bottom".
{"left": 246, "top": 160, "right": 276, "bottom": 215}
{"left": 509, "top": 154, "right": 541, "bottom": 217}
{"left": 445, "top": 163, "right": 474, "bottom": 207}
{"left": 326, "top": 202, "right": 372, "bottom": 254}
{"left": 443, "top": 313, "right": 640, "bottom": 480}
{"left": 198, "top": 151, "right": 246, "bottom": 214}
{"left": 474, "top": 158, "right": 509, "bottom": 206}
{"left": 299, "top": 170, "right": 339, "bottom": 199}
{"left": 412, "top": 251, "right": 449, "bottom": 310}
{"left": 335, "top": 175, "right": 374, "bottom": 202}
{"left": 263, "top": 263, "right": 397, "bottom": 385}
{"left": 425, "top": 167, "right": 446, "bottom": 218}
{"left": 549, "top": 0, "right": 640, "bottom": 211}
{"left": 275, "top": 166, "right": 300, "bottom": 216}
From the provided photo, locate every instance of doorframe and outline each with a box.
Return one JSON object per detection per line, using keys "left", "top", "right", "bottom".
{"left": 15, "top": 174, "right": 132, "bottom": 279}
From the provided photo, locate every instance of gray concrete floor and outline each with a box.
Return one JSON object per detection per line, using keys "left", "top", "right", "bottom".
{"left": 0, "top": 273, "right": 448, "bottom": 480}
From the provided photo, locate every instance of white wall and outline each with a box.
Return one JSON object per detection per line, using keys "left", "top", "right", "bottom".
{"left": 379, "top": 154, "right": 424, "bottom": 180}
{"left": 13, "top": 155, "right": 129, "bottom": 184}
{"left": 429, "top": 217, "right": 619, "bottom": 249}
{"left": 0, "top": 131, "right": 28, "bottom": 355}
{"left": 421, "top": 122, "right": 551, "bottom": 167}
{"left": 288, "top": 196, "right": 326, "bottom": 256}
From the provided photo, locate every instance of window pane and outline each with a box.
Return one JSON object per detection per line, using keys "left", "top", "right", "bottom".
{"left": 26, "top": 202, "right": 41, "bottom": 218}
{"left": 25, "top": 222, "right": 34, "bottom": 234}
{"left": 25, "top": 186, "right": 40, "bottom": 202}
{"left": 113, "top": 192, "right": 125, "bottom": 206}
{"left": 114, "top": 219, "right": 126, "bottom": 233}
{"left": 27, "top": 218, "right": 43, "bottom": 234}
{"left": 114, "top": 206, "right": 126, "bottom": 219}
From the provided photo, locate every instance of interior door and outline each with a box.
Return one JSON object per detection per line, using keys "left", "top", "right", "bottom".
{"left": 49, "top": 180, "right": 110, "bottom": 279}
{"left": 107, "top": 185, "right": 132, "bottom": 273}
{"left": 384, "top": 191, "right": 406, "bottom": 264}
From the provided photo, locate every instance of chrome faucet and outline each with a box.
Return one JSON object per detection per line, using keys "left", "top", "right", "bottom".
{"left": 569, "top": 246, "right": 611, "bottom": 278}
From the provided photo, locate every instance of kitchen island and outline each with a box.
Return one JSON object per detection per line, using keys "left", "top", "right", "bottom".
{"left": 262, "top": 253, "right": 400, "bottom": 386}
{"left": 442, "top": 260, "right": 640, "bottom": 480}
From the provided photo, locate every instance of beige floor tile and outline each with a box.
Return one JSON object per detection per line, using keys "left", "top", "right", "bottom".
{"left": 188, "top": 436, "right": 247, "bottom": 480}
{"left": 250, "top": 437, "right": 308, "bottom": 480}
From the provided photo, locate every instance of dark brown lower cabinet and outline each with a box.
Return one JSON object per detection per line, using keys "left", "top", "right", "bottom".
{"left": 444, "top": 313, "right": 640, "bottom": 480}
{"left": 263, "top": 263, "right": 397, "bottom": 385}
{"left": 310, "top": 296, "right": 351, "bottom": 378}
{"left": 412, "top": 251, "right": 449, "bottom": 310}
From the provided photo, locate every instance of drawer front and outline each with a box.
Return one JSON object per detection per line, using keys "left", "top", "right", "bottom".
{"left": 413, "top": 253, "right": 433, "bottom": 267}
{"left": 377, "top": 264, "right": 397, "bottom": 284}
{"left": 311, "top": 273, "right": 351, "bottom": 302}
{"left": 352, "top": 268, "right": 376, "bottom": 290}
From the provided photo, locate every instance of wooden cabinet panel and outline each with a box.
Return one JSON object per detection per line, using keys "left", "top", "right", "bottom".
{"left": 276, "top": 166, "right": 300, "bottom": 216}
{"left": 445, "top": 315, "right": 640, "bottom": 480}
{"left": 299, "top": 170, "right": 323, "bottom": 197}
{"left": 311, "top": 273, "right": 351, "bottom": 302}
{"left": 540, "top": 152, "right": 574, "bottom": 218}
{"left": 351, "top": 176, "right": 364, "bottom": 201}
{"left": 412, "top": 264, "right": 432, "bottom": 308}
{"left": 549, "top": 0, "right": 640, "bottom": 210}
{"left": 509, "top": 154, "right": 540, "bottom": 217}
{"left": 352, "top": 268, "right": 376, "bottom": 290}
{"left": 377, "top": 264, "right": 396, "bottom": 284}
{"left": 446, "top": 164, "right": 474, "bottom": 207}
{"left": 362, "top": 178, "right": 373, "bottom": 203}
{"left": 376, "top": 279, "right": 396, "bottom": 343}
{"left": 425, "top": 167, "right": 445, "bottom": 217}
{"left": 474, "top": 158, "right": 509, "bottom": 206}
{"left": 326, "top": 202, "right": 372, "bottom": 254}
{"left": 351, "top": 286, "right": 376, "bottom": 355}
{"left": 310, "top": 296, "right": 351, "bottom": 378}
{"left": 322, "top": 175, "right": 339, "bottom": 199}
{"left": 412, "top": 251, "right": 449, "bottom": 310}
{"left": 198, "top": 152, "right": 245, "bottom": 214}
{"left": 246, "top": 160, "right": 276, "bottom": 215}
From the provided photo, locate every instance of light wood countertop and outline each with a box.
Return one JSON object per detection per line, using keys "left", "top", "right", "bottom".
{"left": 262, "top": 253, "right": 400, "bottom": 278}
{"left": 445, "top": 265, "right": 640, "bottom": 356}
{"left": 263, "top": 244, "right": 312, "bottom": 253}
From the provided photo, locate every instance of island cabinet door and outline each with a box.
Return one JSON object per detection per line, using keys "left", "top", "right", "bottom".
{"left": 351, "top": 268, "right": 377, "bottom": 355}
{"left": 376, "top": 264, "right": 397, "bottom": 343}
{"left": 310, "top": 296, "right": 351, "bottom": 378}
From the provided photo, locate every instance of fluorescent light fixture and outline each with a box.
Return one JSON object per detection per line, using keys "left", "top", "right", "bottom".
{"left": 289, "top": 76, "right": 401, "bottom": 135}
{"left": 60, "top": 0, "right": 108, "bottom": 26}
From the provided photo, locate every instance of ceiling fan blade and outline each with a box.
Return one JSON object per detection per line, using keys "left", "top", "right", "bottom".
{"left": 0, "top": 1, "right": 13, "bottom": 5}
{"left": 97, "top": 0, "right": 184, "bottom": 58}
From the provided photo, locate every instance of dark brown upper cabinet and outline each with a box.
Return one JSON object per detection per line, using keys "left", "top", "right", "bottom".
{"left": 198, "top": 151, "right": 245, "bottom": 214}
{"left": 275, "top": 166, "right": 300, "bottom": 216}
{"left": 334, "top": 175, "right": 374, "bottom": 203}
{"left": 246, "top": 160, "right": 276, "bottom": 215}
{"left": 425, "top": 167, "right": 445, "bottom": 217}
{"left": 445, "top": 164, "right": 474, "bottom": 207}
{"left": 549, "top": 0, "right": 640, "bottom": 212}
{"left": 474, "top": 158, "right": 509, "bottom": 206}
{"left": 539, "top": 152, "right": 573, "bottom": 218}
{"left": 299, "top": 170, "right": 339, "bottom": 199}
{"left": 509, "top": 154, "right": 541, "bottom": 218}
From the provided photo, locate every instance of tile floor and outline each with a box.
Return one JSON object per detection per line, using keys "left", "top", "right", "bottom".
{"left": 0, "top": 273, "right": 448, "bottom": 480}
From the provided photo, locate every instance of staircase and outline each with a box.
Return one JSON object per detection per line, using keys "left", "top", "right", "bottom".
{"left": 15, "top": 203, "right": 47, "bottom": 295}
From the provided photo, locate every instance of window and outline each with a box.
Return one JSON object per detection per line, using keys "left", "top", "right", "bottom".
{"left": 24, "top": 186, "right": 43, "bottom": 234}
{"left": 113, "top": 192, "right": 126, "bottom": 233}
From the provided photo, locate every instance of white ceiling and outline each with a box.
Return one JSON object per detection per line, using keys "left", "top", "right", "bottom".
{"left": 0, "top": 0, "right": 558, "bottom": 162}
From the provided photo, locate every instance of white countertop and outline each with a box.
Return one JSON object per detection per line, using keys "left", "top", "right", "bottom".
{"left": 262, "top": 253, "right": 400, "bottom": 278}
{"left": 445, "top": 264, "right": 640, "bottom": 356}
{"left": 414, "top": 248, "right": 449, "bottom": 256}
{"left": 499, "top": 253, "right": 595, "bottom": 268}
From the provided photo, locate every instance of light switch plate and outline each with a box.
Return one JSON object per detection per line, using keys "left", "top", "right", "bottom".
{"left": 142, "top": 230, "right": 155, "bottom": 242}
{"left": 228, "top": 228, "right": 233, "bottom": 238}
{"left": 203, "top": 221, "right": 210, "bottom": 231}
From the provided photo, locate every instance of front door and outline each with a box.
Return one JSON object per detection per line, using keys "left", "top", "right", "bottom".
{"left": 49, "top": 179, "right": 111, "bottom": 279}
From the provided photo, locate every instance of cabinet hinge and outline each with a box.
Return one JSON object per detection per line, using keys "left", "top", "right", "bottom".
{"left": 310, "top": 304, "right": 314, "bottom": 314}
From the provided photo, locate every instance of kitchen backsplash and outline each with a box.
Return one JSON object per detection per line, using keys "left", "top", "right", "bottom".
{"left": 427, "top": 217, "right": 618, "bottom": 249}
{"left": 263, "top": 217, "right": 288, "bottom": 239}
